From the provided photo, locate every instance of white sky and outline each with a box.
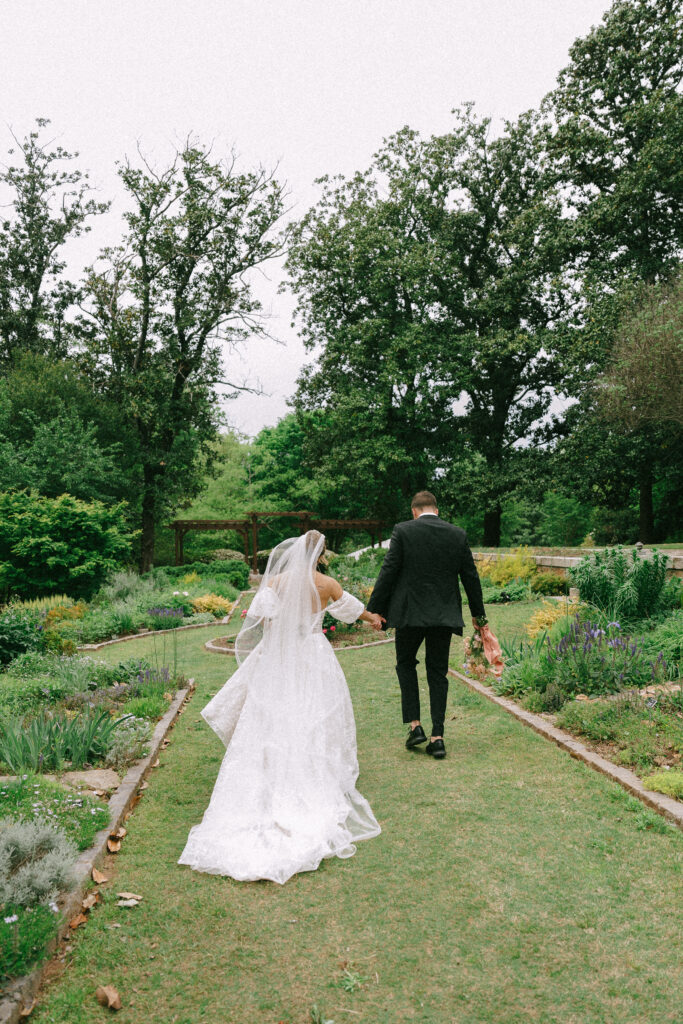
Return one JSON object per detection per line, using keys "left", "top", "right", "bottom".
{"left": 1, "top": 0, "right": 610, "bottom": 436}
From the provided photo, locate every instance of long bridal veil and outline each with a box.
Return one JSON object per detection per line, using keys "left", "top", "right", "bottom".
{"left": 179, "top": 530, "right": 381, "bottom": 884}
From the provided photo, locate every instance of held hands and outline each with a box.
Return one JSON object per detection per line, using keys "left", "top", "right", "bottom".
{"left": 365, "top": 612, "right": 385, "bottom": 632}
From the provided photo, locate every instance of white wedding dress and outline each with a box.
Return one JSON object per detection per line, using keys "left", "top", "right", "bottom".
{"left": 178, "top": 533, "right": 381, "bottom": 884}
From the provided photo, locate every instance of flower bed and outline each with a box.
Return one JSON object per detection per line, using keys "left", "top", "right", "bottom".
{"left": 0, "top": 560, "right": 247, "bottom": 658}
{"left": 486, "top": 548, "right": 683, "bottom": 793}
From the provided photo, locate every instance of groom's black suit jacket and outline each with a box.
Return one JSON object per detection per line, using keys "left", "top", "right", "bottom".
{"left": 367, "top": 515, "right": 485, "bottom": 635}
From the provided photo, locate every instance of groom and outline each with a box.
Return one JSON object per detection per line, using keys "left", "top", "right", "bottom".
{"left": 367, "top": 491, "right": 487, "bottom": 759}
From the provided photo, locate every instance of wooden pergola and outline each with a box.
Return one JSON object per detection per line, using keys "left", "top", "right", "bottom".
{"left": 167, "top": 511, "right": 385, "bottom": 571}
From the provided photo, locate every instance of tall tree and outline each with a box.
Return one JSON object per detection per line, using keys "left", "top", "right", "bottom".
{"left": 79, "top": 141, "right": 287, "bottom": 570}
{"left": 0, "top": 119, "right": 108, "bottom": 368}
{"left": 287, "top": 107, "right": 570, "bottom": 543}
{"left": 546, "top": 0, "right": 683, "bottom": 538}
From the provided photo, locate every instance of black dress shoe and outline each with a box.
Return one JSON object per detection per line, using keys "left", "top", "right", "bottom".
{"left": 405, "top": 724, "right": 427, "bottom": 749}
{"left": 426, "top": 738, "right": 446, "bottom": 759}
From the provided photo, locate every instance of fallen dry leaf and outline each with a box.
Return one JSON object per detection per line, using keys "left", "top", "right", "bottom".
{"left": 95, "top": 985, "right": 122, "bottom": 1010}
{"left": 69, "top": 913, "right": 88, "bottom": 929}
{"left": 117, "top": 898, "right": 140, "bottom": 908}
{"left": 117, "top": 892, "right": 143, "bottom": 901}
{"left": 93, "top": 789, "right": 106, "bottom": 797}
{"left": 92, "top": 867, "right": 108, "bottom": 884}
{"left": 82, "top": 892, "right": 100, "bottom": 911}
{"left": 151, "top": 758, "right": 160, "bottom": 768}
{"left": 111, "top": 826, "right": 127, "bottom": 839}
{"left": 107, "top": 838, "right": 121, "bottom": 854}
{"left": 19, "top": 998, "right": 36, "bottom": 1016}
{"left": 139, "top": 781, "right": 148, "bottom": 791}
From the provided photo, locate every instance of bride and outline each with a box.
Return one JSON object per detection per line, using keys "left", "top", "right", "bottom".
{"left": 178, "top": 530, "right": 383, "bottom": 884}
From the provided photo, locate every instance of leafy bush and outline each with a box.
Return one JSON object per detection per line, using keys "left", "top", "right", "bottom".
{"left": 10, "top": 595, "right": 74, "bottom": 615}
{"left": 0, "top": 903, "right": 57, "bottom": 982}
{"left": 0, "top": 774, "right": 110, "bottom": 850}
{"left": 104, "top": 716, "right": 151, "bottom": 769}
{"left": 642, "top": 769, "right": 683, "bottom": 799}
{"left": 0, "top": 820, "right": 76, "bottom": 906}
{"left": 568, "top": 546, "right": 670, "bottom": 621}
{"left": 0, "top": 677, "right": 75, "bottom": 719}
{"left": 478, "top": 547, "right": 536, "bottom": 586}
{"left": 0, "top": 491, "right": 132, "bottom": 600}
{"left": 162, "top": 559, "right": 249, "bottom": 589}
{"left": 480, "top": 580, "right": 531, "bottom": 603}
{"left": 207, "top": 548, "right": 246, "bottom": 562}
{"left": 0, "top": 710, "right": 132, "bottom": 773}
{"left": 190, "top": 594, "right": 234, "bottom": 616}
{"left": 530, "top": 571, "right": 569, "bottom": 596}
{"left": 525, "top": 600, "right": 580, "bottom": 640}
{"left": 0, "top": 609, "right": 43, "bottom": 665}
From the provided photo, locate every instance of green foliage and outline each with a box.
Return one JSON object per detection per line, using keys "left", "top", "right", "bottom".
{"left": 0, "top": 903, "right": 56, "bottom": 982}
{"left": 0, "top": 608, "right": 42, "bottom": 665}
{"left": 0, "top": 774, "right": 110, "bottom": 850}
{"left": 103, "top": 716, "right": 152, "bottom": 770}
{"left": 0, "top": 710, "right": 132, "bottom": 774}
{"left": 0, "top": 119, "right": 108, "bottom": 367}
{"left": 557, "top": 695, "right": 683, "bottom": 774}
{"left": 642, "top": 769, "right": 683, "bottom": 799}
{"left": 569, "top": 547, "right": 670, "bottom": 620}
{"left": 161, "top": 560, "right": 248, "bottom": 590}
{"left": 0, "top": 820, "right": 76, "bottom": 906}
{"left": 530, "top": 572, "right": 569, "bottom": 596}
{"left": 637, "top": 610, "right": 683, "bottom": 674}
{"left": 0, "top": 491, "right": 132, "bottom": 600}
{"left": 123, "top": 694, "right": 169, "bottom": 720}
{"left": 80, "top": 142, "right": 287, "bottom": 571}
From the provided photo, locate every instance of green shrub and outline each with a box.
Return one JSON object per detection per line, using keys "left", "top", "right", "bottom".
{"left": 530, "top": 571, "right": 569, "bottom": 596}
{"left": 642, "top": 769, "right": 683, "bottom": 799}
{"left": 568, "top": 546, "right": 670, "bottom": 621}
{"left": 0, "top": 608, "right": 42, "bottom": 665}
{"left": 0, "top": 904, "right": 57, "bottom": 982}
{"left": 0, "top": 491, "right": 133, "bottom": 600}
{"left": 0, "top": 677, "right": 74, "bottom": 718}
{"left": 205, "top": 548, "right": 246, "bottom": 562}
{"left": 0, "top": 820, "right": 76, "bottom": 907}
{"left": 0, "top": 710, "right": 133, "bottom": 773}
{"left": 103, "top": 716, "right": 151, "bottom": 769}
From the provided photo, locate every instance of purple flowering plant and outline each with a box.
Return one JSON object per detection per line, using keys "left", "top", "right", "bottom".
{"left": 544, "top": 614, "right": 670, "bottom": 697}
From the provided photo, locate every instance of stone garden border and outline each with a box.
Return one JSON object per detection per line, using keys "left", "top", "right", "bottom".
{"left": 448, "top": 668, "right": 683, "bottom": 831}
{"left": 0, "top": 688, "right": 197, "bottom": 1023}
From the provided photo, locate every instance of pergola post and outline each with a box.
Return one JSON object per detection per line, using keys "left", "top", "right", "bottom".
{"left": 250, "top": 513, "right": 259, "bottom": 573}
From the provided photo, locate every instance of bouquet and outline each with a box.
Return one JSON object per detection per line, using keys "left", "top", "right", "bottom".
{"left": 463, "top": 620, "right": 504, "bottom": 680}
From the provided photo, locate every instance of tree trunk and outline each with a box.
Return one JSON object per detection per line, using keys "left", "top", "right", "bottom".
{"left": 139, "top": 468, "right": 157, "bottom": 573}
{"left": 638, "top": 468, "right": 655, "bottom": 543}
{"left": 483, "top": 505, "right": 502, "bottom": 547}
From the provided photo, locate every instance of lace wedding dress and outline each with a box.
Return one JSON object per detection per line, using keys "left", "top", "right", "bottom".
{"left": 178, "top": 532, "right": 381, "bottom": 884}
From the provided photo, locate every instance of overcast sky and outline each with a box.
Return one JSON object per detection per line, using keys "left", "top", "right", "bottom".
{"left": 1, "top": 0, "right": 611, "bottom": 436}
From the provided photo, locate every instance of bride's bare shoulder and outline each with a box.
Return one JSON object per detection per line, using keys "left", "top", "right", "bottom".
{"left": 315, "top": 571, "right": 343, "bottom": 602}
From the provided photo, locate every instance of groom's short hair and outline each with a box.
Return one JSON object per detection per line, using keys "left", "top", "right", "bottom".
{"left": 411, "top": 490, "right": 438, "bottom": 510}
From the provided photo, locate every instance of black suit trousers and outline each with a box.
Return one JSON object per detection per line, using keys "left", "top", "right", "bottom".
{"left": 394, "top": 626, "right": 453, "bottom": 737}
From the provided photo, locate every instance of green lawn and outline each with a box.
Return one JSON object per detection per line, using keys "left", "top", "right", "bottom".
{"left": 31, "top": 611, "right": 683, "bottom": 1024}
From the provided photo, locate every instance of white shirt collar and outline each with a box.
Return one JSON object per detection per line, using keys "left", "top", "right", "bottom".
{"left": 418, "top": 512, "right": 438, "bottom": 517}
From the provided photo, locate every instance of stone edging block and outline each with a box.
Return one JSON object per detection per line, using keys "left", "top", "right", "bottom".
{"left": 448, "top": 668, "right": 683, "bottom": 831}
{"left": 0, "top": 681, "right": 195, "bottom": 1024}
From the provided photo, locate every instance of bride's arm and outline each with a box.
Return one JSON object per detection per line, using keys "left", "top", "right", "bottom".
{"left": 318, "top": 573, "right": 383, "bottom": 629}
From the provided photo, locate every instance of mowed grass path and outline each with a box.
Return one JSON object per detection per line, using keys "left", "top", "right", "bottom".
{"left": 32, "top": 611, "right": 682, "bottom": 1024}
